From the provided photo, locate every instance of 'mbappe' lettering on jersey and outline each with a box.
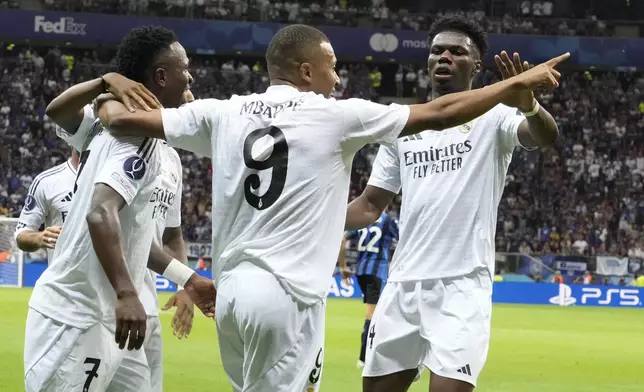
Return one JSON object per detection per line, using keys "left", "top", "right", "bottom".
{"left": 240, "top": 99, "right": 303, "bottom": 119}
{"left": 150, "top": 186, "right": 176, "bottom": 220}
{"left": 404, "top": 140, "right": 473, "bottom": 178}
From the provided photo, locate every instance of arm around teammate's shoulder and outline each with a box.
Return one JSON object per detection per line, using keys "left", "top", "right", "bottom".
{"left": 98, "top": 100, "right": 166, "bottom": 140}
{"left": 98, "top": 98, "right": 217, "bottom": 156}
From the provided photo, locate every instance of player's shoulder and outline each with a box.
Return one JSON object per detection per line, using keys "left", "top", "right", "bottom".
{"left": 485, "top": 104, "right": 522, "bottom": 120}
{"left": 32, "top": 161, "right": 69, "bottom": 183}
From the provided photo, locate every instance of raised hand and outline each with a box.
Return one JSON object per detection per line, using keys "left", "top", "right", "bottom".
{"left": 495, "top": 51, "right": 537, "bottom": 111}
{"left": 509, "top": 52, "right": 570, "bottom": 94}
{"left": 102, "top": 73, "right": 163, "bottom": 112}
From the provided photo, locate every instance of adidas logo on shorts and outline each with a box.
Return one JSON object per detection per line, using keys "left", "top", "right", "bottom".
{"left": 456, "top": 364, "right": 472, "bottom": 376}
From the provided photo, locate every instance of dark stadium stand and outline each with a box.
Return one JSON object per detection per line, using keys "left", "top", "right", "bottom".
{"left": 1, "top": 1, "right": 643, "bottom": 285}
{"left": 35, "top": 0, "right": 644, "bottom": 37}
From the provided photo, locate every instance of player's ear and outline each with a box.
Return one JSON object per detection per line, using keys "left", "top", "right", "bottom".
{"left": 472, "top": 59, "right": 482, "bottom": 77}
{"left": 300, "top": 62, "right": 313, "bottom": 84}
{"left": 154, "top": 67, "right": 167, "bottom": 87}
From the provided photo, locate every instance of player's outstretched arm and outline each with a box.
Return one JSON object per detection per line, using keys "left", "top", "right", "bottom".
{"left": 86, "top": 184, "right": 147, "bottom": 351}
{"left": 401, "top": 52, "right": 570, "bottom": 137}
{"left": 46, "top": 73, "right": 160, "bottom": 134}
{"left": 148, "top": 242, "right": 216, "bottom": 318}
{"left": 346, "top": 186, "right": 396, "bottom": 230}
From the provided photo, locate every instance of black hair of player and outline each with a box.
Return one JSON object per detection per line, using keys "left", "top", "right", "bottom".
{"left": 265, "top": 24, "right": 330, "bottom": 79}
{"left": 427, "top": 15, "right": 488, "bottom": 59}
{"left": 114, "top": 26, "right": 178, "bottom": 83}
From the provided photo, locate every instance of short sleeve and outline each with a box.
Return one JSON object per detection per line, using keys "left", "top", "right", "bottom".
{"left": 14, "top": 183, "right": 47, "bottom": 238}
{"left": 337, "top": 99, "right": 410, "bottom": 154}
{"left": 496, "top": 104, "right": 534, "bottom": 154}
{"left": 93, "top": 138, "right": 158, "bottom": 205}
{"left": 56, "top": 104, "right": 97, "bottom": 151}
{"left": 367, "top": 143, "right": 402, "bottom": 194}
{"left": 165, "top": 152, "right": 183, "bottom": 228}
{"left": 162, "top": 99, "right": 220, "bottom": 157}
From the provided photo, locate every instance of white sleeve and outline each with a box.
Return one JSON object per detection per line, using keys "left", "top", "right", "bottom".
{"left": 367, "top": 143, "right": 402, "bottom": 194}
{"left": 166, "top": 156, "right": 183, "bottom": 228}
{"left": 496, "top": 104, "right": 534, "bottom": 154}
{"left": 93, "top": 138, "right": 158, "bottom": 205}
{"left": 336, "top": 99, "right": 410, "bottom": 154}
{"left": 14, "top": 181, "right": 48, "bottom": 238}
{"left": 56, "top": 104, "right": 97, "bottom": 151}
{"left": 161, "top": 99, "right": 220, "bottom": 158}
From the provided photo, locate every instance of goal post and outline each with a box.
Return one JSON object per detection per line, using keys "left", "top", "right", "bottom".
{"left": 0, "top": 217, "right": 24, "bottom": 288}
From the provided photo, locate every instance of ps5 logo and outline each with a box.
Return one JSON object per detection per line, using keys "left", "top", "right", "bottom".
{"left": 549, "top": 284, "right": 576, "bottom": 306}
{"left": 580, "top": 288, "right": 640, "bottom": 306}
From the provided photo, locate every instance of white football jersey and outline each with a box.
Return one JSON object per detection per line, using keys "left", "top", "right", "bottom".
{"left": 29, "top": 119, "right": 163, "bottom": 330}
{"left": 139, "top": 145, "right": 183, "bottom": 316}
{"left": 14, "top": 160, "right": 77, "bottom": 260}
{"left": 368, "top": 104, "right": 530, "bottom": 281}
{"left": 161, "top": 85, "right": 410, "bottom": 305}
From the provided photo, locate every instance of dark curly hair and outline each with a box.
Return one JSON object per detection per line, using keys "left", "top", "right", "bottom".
{"left": 428, "top": 15, "right": 488, "bottom": 58}
{"left": 114, "top": 26, "right": 178, "bottom": 82}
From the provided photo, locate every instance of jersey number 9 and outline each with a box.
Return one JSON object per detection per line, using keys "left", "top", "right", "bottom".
{"left": 243, "top": 126, "right": 288, "bottom": 210}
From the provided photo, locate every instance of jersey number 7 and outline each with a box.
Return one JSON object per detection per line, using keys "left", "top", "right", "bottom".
{"left": 243, "top": 126, "right": 288, "bottom": 210}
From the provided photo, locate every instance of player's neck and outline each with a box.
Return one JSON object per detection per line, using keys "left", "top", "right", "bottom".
{"left": 270, "top": 78, "right": 303, "bottom": 92}
{"left": 430, "top": 86, "right": 471, "bottom": 100}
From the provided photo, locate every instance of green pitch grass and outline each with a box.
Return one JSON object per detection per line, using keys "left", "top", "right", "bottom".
{"left": 1, "top": 288, "right": 643, "bottom": 391}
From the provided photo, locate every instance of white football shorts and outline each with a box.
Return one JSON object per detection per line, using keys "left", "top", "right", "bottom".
{"left": 24, "top": 308, "right": 127, "bottom": 392}
{"left": 216, "top": 263, "right": 326, "bottom": 392}
{"left": 363, "top": 268, "right": 492, "bottom": 387}
{"left": 107, "top": 316, "right": 159, "bottom": 392}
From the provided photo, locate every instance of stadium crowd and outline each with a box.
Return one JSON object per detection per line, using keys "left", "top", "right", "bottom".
{"left": 33, "top": 0, "right": 618, "bottom": 37}
{"left": 0, "top": 41, "right": 643, "bottom": 262}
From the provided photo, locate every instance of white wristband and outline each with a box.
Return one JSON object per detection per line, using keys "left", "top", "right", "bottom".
{"left": 162, "top": 259, "right": 194, "bottom": 288}
{"left": 521, "top": 101, "right": 540, "bottom": 117}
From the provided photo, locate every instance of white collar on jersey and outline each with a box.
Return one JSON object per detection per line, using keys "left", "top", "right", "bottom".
{"left": 266, "top": 84, "right": 301, "bottom": 94}
{"left": 66, "top": 159, "right": 78, "bottom": 174}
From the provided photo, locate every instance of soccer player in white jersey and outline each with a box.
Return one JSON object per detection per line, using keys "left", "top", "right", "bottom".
{"left": 346, "top": 16, "right": 563, "bottom": 392}
{"left": 24, "top": 26, "right": 215, "bottom": 392}
{"left": 96, "top": 24, "right": 566, "bottom": 392}
{"left": 14, "top": 149, "right": 78, "bottom": 257}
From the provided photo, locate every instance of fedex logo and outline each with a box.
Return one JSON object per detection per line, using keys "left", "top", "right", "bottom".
{"left": 34, "top": 16, "right": 86, "bottom": 35}
{"left": 580, "top": 288, "right": 641, "bottom": 306}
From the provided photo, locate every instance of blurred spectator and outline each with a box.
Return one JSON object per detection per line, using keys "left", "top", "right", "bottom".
{"left": 36, "top": 0, "right": 616, "bottom": 37}
{"left": 552, "top": 270, "right": 564, "bottom": 284}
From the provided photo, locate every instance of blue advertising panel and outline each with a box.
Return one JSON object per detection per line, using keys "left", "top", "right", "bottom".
{"left": 19, "top": 264, "right": 643, "bottom": 308}
{"left": 0, "top": 10, "right": 643, "bottom": 67}
{"left": 493, "top": 282, "right": 644, "bottom": 308}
